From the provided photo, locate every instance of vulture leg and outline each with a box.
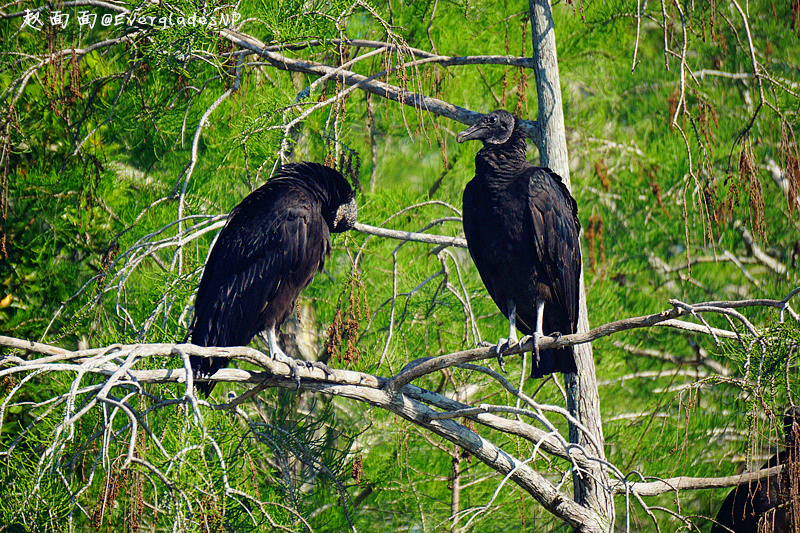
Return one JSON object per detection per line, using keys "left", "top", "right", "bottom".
{"left": 533, "top": 298, "right": 545, "bottom": 368}
{"left": 507, "top": 299, "right": 519, "bottom": 347}
{"left": 261, "top": 327, "right": 301, "bottom": 388}
{"left": 493, "top": 300, "right": 519, "bottom": 374}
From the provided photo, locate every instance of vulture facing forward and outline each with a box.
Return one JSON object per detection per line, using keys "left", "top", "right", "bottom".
{"left": 189, "top": 162, "right": 357, "bottom": 396}
{"left": 457, "top": 110, "right": 581, "bottom": 378}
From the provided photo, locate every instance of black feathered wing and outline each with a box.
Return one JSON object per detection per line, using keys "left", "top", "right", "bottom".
{"left": 462, "top": 178, "right": 489, "bottom": 291}
{"left": 711, "top": 450, "right": 792, "bottom": 533}
{"left": 524, "top": 167, "right": 580, "bottom": 376}
{"left": 463, "top": 166, "right": 580, "bottom": 377}
{"left": 526, "top": 166, "right": 581, "bottom": 333}
{"left": 190, "top": 186, "right": 329, "bottom": 394}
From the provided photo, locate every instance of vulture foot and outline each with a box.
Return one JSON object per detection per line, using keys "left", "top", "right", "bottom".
{"left": 532, "top": 331, "right": 541, "bottom": 368}
{"left": 269, "top": 349, "right": 302, "bottom": 389}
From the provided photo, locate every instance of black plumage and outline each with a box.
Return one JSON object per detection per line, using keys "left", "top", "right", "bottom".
{"left": 711, "top": 408, "right": 800, "bottom": 533}
{"left": 189, "top": 162, "right": 357, "bottom": 396}
{"left": 457, "top": 110, "right": 580, "bottom": 378}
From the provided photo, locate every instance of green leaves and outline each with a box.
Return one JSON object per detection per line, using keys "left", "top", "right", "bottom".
{"left": 2, "top": 0, "right": 800, "bottom": 530}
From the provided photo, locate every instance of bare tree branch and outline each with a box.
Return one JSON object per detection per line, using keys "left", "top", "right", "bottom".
{"left": 217, "top": 29, "right": 541, "bottom": 142}
{"left": 383, "top": 293, "right": 798, "bottom": 391}
{"left": 621, "top": 465, "right": 785, "bottom": 496}
{"left": 0, "top": 284, "right": 796, "bottom": 531}
{"left": 354, "top": 222, "right": 466, "bottom": 248}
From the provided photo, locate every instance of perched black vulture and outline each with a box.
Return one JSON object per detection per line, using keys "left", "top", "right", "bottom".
{"left": 456, "top": 110, "right": 580, "bottom": 378}
{"left": 189, "top": 162, "right": 357, "bottom": 396}
{"left": 711, "top": 408, "right": 800, "bottom": 533}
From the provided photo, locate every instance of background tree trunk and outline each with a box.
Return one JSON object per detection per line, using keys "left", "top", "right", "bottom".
{"left": 528, "top": 0, "right": 615, "bottom": 528}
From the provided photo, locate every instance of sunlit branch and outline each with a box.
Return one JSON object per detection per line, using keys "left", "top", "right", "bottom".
{"left": 217, "top": 29, "right": 542, "bottom": 143}
{"left": 354, "top": 222, "right": 466, "bottom": 248}
{"left": 620, "top": 465, "right": 785, "bottom": 496}
{"left": 0, "top": 277, "right": 796, "bottom": 527}
{"left": 384, "top": 291, "right": 799, "bottom": 391}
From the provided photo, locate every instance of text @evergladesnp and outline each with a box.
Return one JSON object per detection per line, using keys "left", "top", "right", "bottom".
{"left": 19, "top": 8, "right": 241, "bottom": 31}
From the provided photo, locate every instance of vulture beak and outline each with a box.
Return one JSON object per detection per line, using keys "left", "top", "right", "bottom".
{"left": 456, "top": 123, "right": 484, "bottom": 143}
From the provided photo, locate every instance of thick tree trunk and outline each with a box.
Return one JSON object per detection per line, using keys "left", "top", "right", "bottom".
{"left": 528, "top": 0, "right": 615, "bottom": 529}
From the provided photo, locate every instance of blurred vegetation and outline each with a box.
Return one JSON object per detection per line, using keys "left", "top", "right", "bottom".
{"left": 1, "top": 0, "right": 799, "bottom": 531}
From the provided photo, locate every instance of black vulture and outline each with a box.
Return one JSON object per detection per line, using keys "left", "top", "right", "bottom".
{"left": 189, "top": 162, "right": 357, "bottom": 396}
{"left": 711, "top": 408, "right": 800, "bottom": 533}
{"left": 456, "top": 110, "right": 580, "bottom": 378}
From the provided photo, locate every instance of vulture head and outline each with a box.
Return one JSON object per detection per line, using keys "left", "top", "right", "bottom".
{"left": 331, "top": 196, "right": 358, "bottom": 233}
{"left": 302, "top": 162, "right": 357, "bottom": 233}
{"left": 456, "top": 110, "right": 517, "bottom": 145}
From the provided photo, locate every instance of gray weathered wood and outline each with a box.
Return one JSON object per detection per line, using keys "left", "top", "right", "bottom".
{"left": 528, "top": 0, "right": 615, "bottom": 529}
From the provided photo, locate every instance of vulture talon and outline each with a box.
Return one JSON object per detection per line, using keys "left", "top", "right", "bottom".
{"left": 496, "top": 351, "right": 508, "bottom": 374}
{"left": 308, "top": 360, "right": 335, "bottom": 379}
{"left": 491, "top": 338, "right": 509, "bottom": 373}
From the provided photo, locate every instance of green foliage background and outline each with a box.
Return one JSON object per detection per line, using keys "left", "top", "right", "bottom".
{"left": 1, "top": 0, "right": 799, "bottom": 531}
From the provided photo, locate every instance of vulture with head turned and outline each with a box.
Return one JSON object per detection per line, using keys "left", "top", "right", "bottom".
{"left": 457, "top": 110, "right": 581, "bottom": 378}
{"left": 189, "top": 162, "right": 357, "bottom": 396}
